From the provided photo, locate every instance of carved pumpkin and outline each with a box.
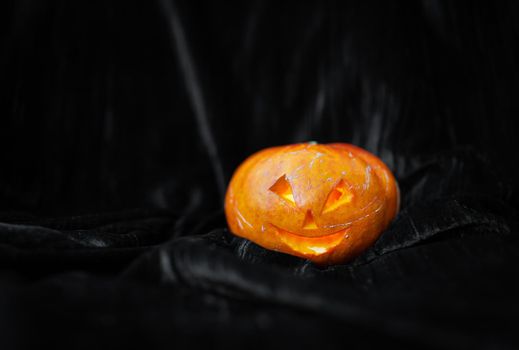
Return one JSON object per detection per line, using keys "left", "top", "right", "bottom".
{"left": 224, "top": 142, "right": 400, "bottom": 265}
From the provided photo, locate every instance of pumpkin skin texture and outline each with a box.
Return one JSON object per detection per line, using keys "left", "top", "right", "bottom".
{"left": 224, "top": 142, "right": 400, "bottom": 266}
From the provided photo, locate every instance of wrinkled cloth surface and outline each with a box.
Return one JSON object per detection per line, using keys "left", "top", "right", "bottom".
{"left": 1, "top": 1, "right": 518, "bottom": 349}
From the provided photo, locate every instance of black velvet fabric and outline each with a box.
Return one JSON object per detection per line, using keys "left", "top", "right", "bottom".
{"left": 1, "top": 1, "right": 518, "bottom": 349}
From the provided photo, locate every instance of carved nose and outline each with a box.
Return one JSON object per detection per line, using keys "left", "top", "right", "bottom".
{"left": 302, "top": 210, "right": 318, "bottom": 230}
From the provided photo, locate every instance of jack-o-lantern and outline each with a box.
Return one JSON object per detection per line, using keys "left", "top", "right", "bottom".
{"left": 224, "top": 142, "right": 400, "bottom": 265}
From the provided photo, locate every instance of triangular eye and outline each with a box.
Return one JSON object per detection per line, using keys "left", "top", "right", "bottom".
{"left": 269, "top": 175, "right": 296, "bottom": 205}
{"left": 322, "top": 179, "right": 353, "bottom": 213}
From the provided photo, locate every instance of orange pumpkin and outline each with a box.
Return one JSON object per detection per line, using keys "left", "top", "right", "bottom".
{"left": 224, "top": 142, "right": 400, "bottom": 265}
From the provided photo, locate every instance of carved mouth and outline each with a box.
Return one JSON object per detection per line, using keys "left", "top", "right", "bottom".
{"left": 272, "top": 225, "right": 350, "bottom": 256}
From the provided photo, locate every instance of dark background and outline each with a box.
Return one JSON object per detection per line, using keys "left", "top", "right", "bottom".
{"left": 0, "top": 0, "right": 518, "bottom": 349}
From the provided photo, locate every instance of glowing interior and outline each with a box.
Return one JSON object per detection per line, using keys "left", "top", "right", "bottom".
{"left": 322, "top": 179, "right": 353, "bottom": 213}
{"left": 269, "top": 175, "right": 295, "bottom": 205}
{"left": 302, "top": 210, "right": 317, "bottom": 229}
{"left": 273, "top": 225, "right": 348, "bottom": 256}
